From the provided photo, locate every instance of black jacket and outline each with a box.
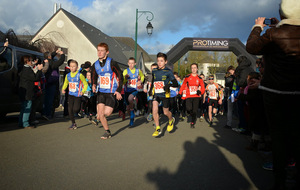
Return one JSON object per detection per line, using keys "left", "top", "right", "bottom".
{"left": 235, "top": 60, "right": 254, "bottom": 88}
{"left": 19, "top": 65, "right": 42, "bottom": 101}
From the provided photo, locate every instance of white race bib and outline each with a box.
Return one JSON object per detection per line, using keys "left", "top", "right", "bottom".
{"left": 189, "top": 86, "right": 198, "bottom": 95}
{"left": 99, "top": 76, "right": 111, "bottom": 89}
{"left": 69, "top": 82, "right": 78, "bottom": 93}
{"left": 154, "top": 81, "right": 165, "bottom": 94}
{"left": 127, "top": 79, "right": 137, "bottom": 88}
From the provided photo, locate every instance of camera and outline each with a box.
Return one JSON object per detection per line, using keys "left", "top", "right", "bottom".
{"left": 264, "top": 18, "right": 276, "bottom": 25}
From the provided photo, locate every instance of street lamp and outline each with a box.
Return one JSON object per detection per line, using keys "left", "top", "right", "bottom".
{"left": 184, "top": 57, "right": 188, "bottom": 75}
{"left": 134, "top": 9, "right": 154, "bottom": 61}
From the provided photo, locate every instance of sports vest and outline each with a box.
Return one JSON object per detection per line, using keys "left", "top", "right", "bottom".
{"left": 95, "top": 57, "right": 118, "bottom": 93}
{"left": 125, "top": 68, "right": 139, "bottom": 93}
{"left": 67, "top": 72, "right": 83, "bottom": 97}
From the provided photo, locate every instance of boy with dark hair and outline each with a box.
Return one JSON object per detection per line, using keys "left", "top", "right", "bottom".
{"left": 179, "top": 63, "right": 205, "bottom": 128}
{"left": 149, "top": 53, "right": 178, "bottom": 137}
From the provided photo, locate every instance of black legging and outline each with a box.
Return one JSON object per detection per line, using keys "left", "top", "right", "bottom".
{"left": 68, "top": 95, "right": 81, "bottom": 124}
{"left": 186, "top": 97, "right": 200, "bottom": 123}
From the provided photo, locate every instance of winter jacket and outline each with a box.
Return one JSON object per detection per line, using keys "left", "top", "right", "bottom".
{"left": 19, "top": 65, "right": 42, "bottom": 101}
{"left": 246, "top": 19, "right": 300, "bottom": 92}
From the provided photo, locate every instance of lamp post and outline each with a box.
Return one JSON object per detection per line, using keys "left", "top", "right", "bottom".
{"left": 184, "top": 57, "right": 188, "bottom": 75}
{"left": 134, "top": 9, "right": 154, "bottom": 61}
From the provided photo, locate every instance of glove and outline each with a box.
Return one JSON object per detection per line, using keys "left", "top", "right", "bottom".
{"left": 197, "top": 90, "right": 201, "bottom": 95}
{"left": 164, "top": 84, "right": 170, "bottom": 93}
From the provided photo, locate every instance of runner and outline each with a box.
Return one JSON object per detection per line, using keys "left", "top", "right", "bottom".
{"left": 123, "top": 57, "right": 144, "bottom": 126}
{"left": 179, "top": 63, "right": 205, "bottom": 128}
{"left": 149, "top": 53, "right": 178, "bottom": 137}
{"left": 144, "top": 63, "right": 158, "bottom": 122}
{"left": 62, "top": 60, "right": 88, "bottom": 129}
{"left": 91, "top": 43, "right": 123, "bottom": 139}
{"left": 203, "top": 75, "right": 221, "bottom": 127}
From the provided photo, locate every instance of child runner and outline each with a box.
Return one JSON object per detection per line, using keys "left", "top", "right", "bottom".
{"left": 145, "top": 63, "right": 158, "bottom": 122}
{"left": 123, "top": 57, "right": 144, "bottom": 126}
{"left": 91, "top": 43, "right": 123, "bottom": 139}
{"left": 179, "top": 63, "right": 205, "bottom": 128}
{"left": 149, "top": 53, "right": 178, "bottom": 137}
{"left": 203, "top": 75, "right": 221, "bottom": 127}
{"left": 62, "top": 60, "right": 88, "bottom": 129}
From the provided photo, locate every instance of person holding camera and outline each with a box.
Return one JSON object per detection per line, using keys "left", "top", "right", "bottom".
{"left": 246, "top": 0, "right": 300, "bottom": 189}
{"left": 42, "top": 49, "right": 65, "bottom": 120}
{"left": 19, "top": 55, "right": 43, "bottom": 129}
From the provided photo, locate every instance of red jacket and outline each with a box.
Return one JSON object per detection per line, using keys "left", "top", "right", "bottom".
{"left": 179, "top": 74, "right": 205, "bottom": 98}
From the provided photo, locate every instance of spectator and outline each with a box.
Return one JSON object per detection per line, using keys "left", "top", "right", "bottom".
{"left": 246, "top": 0, "right": 300, "bottom": 188}
{"left": 224, "top": 66, "right": 235, "bottom": 129}
{"left": 42, "top": 49, "right": 65, "bottom": 120}
{"left": 18, "top": 55, "right": 43, "bottom": 129}
{"left": 235, "top": 55, "right": 254, "bottom": 135}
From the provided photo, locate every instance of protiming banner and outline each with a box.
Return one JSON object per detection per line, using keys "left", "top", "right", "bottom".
{"left": 192, "top": 38, "right": 229, "bottom": 50}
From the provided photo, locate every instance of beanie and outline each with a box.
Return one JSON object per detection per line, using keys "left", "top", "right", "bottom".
{"left": 280, "top": 0, "right": 300, "bottom": 19}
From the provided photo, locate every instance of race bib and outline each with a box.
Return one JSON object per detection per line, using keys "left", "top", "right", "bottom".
{"left": 84, "top": 91, "right": 91, "bottom": 98}
{"left": 69, "top": 82, "right": 78, "bottom": 93}
{"left": 183, "top": 90, "right": 186, "bottom": 98}
{"left": 154, "top": 81, "right": 165, "bottom": 94}
{"left": 127, "top": 79, "right": 137, "bottom": 88}
{"left": 189, "top": 86, "right": 198, "bottom": 95}
{"left": 100, "top": 76, "right": 110, "bottom": 89}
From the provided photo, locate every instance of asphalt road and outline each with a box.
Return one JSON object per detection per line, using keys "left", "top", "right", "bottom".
{"left": 0, "top": 111, "right": 273, "bottom": 190}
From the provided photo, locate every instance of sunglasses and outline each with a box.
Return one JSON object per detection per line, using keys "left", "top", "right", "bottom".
{"left": 208, "top": 78, "right": 214, "bottom": 80}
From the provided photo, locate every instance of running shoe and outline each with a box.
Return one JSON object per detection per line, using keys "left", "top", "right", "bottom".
{"left": 167, "top": 117, "right": 175, "bottom": 132}
{"left": 209, "top": 121, "right": 213, "bottom": 127}
{"left": 101, "top": 131, "right": 112, "bottom": 139}
{"left": 147, "top": 113, "right": 153, "bottom": 122}
{"left": 199, "top": 116, "right": 204, "bottom": 122}
{"left": 224, "top": 125, "right": 232, "bottom": 129}
{"left": 152, "top": 126, "right": 161, "bottom": 137}
{"left": 92, "top": 119, "right": 98, "bottom": 126}
{"left": 78, "top": 111, "right": 84, "bottom": 118}
{"left": 68, "top": 123, "right": 77, "bottom": 130}
{"left": 88, "top": 115, "right": 93, "bottom": 122}
{"left": 262, "top": 162, "right": 273, "bottom": 171}
{"left": 190, "top": 122, "right": 195, "bottom": 128}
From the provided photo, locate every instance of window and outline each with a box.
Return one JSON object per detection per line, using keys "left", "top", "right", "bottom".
{"left": 0, "top": 47, "right": 12, "bottom": 72}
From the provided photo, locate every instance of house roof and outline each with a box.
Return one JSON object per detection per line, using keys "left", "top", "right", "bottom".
{"left": 112, "top": 37, "right": 154, "bottom": 63}
{"left": 32, "top": 8, "right": 129, "bottom": 69}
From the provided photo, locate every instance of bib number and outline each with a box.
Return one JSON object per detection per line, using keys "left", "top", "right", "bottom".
{"left": 69, "top": 82, "right": 78, "bottom": 93}
{"left": 127, "top": 79, "right": 137, "bottom": 88}
{"left": 100, "top": 76, "right": 110, "bottom": 89}
{"left": 189, "top": 86, "right": 198, "bottom": 95}
{"left": 154, "top": 81, "right": 165, "bottom": 93}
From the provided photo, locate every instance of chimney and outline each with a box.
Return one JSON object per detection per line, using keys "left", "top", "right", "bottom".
{"left": 54, "top": 3, "right": 57, "bottom": 14}
{"left": 59, "top": 3, "right": 61, "bottom": 9}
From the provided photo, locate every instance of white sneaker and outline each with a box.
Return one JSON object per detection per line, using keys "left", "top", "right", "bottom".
{"left": 135, "top": 110, "right": 140, "bottom": 116}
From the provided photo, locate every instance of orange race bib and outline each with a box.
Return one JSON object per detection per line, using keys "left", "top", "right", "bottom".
{"left": 154, "top": 81, "right": 165, "bottom": 93}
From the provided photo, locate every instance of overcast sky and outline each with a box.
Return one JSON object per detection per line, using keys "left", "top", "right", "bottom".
{"left": 0, "top": 0, "right": 280, "bottom": 54}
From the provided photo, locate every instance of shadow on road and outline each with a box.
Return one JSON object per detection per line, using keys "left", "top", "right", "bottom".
{"left": 146, "top": 137, "right": 251, "bottom": 189}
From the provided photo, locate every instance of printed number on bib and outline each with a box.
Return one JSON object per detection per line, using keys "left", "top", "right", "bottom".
{"left": 189, "top": 86, "right": 198, "bottom": 95}
{"left": 209, "top": 90, "right": 216, "bottom": 99}
{"left": 127, "top": 79, "right": 137, "bottom": 88}
{"left": 100, "top": 76, "right": 110, "bottom": 89}
{"left": 154, "top": 81, "right": 165, "bottom": 93}
{"left": 69, "top": 82, "right": 78, "bottom": 93}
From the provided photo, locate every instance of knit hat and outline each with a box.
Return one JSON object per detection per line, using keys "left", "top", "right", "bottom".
{"left": 280, "top": 0, "right": 300, "bottom": 19}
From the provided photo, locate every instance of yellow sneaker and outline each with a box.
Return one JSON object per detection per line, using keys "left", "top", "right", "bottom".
{"left": 152, "top": 126, "right": 161, "bottom": 137}
{"left": 167, "top": 117, "right": 175, "bottom": 132}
